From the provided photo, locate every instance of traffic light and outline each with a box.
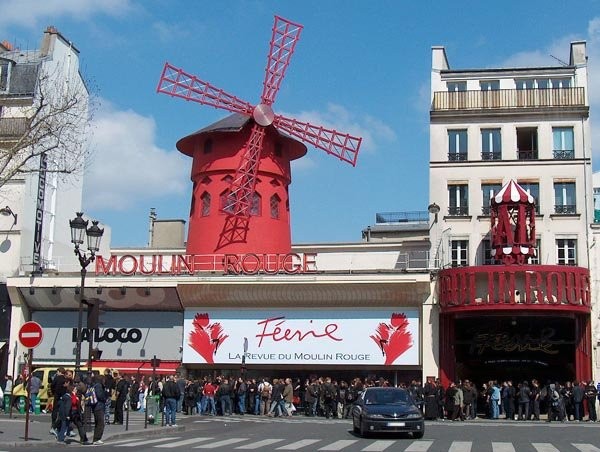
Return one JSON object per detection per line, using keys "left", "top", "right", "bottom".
{"left": 90, "top": 348, "right": 103, "bottom": 360}
{"left": 86, "top": 298, "right": 105, "bottom": 330}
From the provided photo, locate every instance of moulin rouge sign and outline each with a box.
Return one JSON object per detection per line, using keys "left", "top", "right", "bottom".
{"left": 94, "top": 253, "right": 318, "bottom": 276}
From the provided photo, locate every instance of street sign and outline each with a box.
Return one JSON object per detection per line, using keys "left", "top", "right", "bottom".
{"left": 18, "top": 321, "right": 43, "bottom": 349}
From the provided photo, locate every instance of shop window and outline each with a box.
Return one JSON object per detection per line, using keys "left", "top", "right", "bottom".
{"left": 556, "top": 239, "right": 577, "bottom": 265}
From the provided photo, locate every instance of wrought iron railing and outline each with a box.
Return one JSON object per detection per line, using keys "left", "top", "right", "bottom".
{"left": 554, "top": 205, "right": 577, "bottom": 215}
{"left": 518, "top": 150, "right": 538, "bottom": 160}
{"left": 448, "top": 206, "right": 469, "bottom": 216}
{"left": 432, "top": 87, "right": 586, "bottom": 111}
{"left": 553, "top": 149, "right": 575, "bottom": 159}
{"left": 481, "top": 152, "right": 501, "bottom": 161}
{"left": 448, "top": 152, "right": 468, "bottom": 161}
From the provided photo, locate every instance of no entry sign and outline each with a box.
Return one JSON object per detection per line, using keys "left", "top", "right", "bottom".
{"left": 18, "top": 321, "right": 43, "bottom": 349}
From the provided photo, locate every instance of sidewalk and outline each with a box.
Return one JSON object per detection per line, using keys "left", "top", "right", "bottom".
{"left": 0, "top": 410, "right": 186, "bottom": 448}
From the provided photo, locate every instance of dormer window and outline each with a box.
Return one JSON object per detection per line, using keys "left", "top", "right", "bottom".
{"left": 0, "top": 60, "right": 10, "bottom": 92}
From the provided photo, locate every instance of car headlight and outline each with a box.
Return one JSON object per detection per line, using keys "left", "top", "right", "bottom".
{"left": 366, "top": 413, "right": 385, "bottom": 419}
{"left": 406, "top": 413, "right": 422, "bottom": 419}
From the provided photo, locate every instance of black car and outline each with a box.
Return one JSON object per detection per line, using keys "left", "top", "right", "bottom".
{"left": 351, "top": 387, "right": 424, "bottom": 438}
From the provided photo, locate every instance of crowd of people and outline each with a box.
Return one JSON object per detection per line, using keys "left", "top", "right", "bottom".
{"left": 11, "top": 368, "right": 600, "bottom": 445}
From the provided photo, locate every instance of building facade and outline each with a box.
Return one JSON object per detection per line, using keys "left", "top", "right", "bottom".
{"left": 430, "top": 41, "right": 594, "bottom": 386}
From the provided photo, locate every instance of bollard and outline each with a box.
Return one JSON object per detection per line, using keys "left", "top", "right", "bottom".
{"left": 34, "top": 397, "right": 41, "bottom": 415}
{"left": 3, "top": 394, "right": 9, "bottom": 412}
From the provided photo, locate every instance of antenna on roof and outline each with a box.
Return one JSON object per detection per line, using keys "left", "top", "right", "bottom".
{"left": 549, "top": 54, "right": 568, "bottom": 67}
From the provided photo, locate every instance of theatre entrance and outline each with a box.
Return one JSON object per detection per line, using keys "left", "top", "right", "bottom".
{"left": 452, "top": 315, "right": 577, "bottom": 386}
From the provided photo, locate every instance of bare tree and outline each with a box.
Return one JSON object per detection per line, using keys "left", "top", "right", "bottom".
{"left": 0, "top": 64, "right": 95, "bottom": 189}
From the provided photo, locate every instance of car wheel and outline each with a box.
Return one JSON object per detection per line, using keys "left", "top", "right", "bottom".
{"left": 413, "top": 431, "right": 424, "bottom": 439}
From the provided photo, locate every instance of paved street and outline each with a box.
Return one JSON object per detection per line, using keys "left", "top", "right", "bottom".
{"left": 5, "top": 414, "right": 600, "bottom": 452}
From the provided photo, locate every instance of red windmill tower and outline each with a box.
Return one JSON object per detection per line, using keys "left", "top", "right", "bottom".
{"left": 157, "top": 16, "right": 362, "bottom": 257}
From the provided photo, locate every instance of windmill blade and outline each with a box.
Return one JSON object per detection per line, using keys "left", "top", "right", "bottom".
{"left": 260, "top": 16, "right": 303, "bottom": 106}
{"left": 223, "top": 124, "right": 266, "bottom": 217}
{"left": 157, "top": 62, "right": 254, "bottom": 115}
{"left": 273, "top": 114, "right": 361, "bottom": 166}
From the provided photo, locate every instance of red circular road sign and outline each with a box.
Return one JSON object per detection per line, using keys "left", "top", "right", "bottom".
{"left": 18, "top": 321, "right": 43, "bottom": 349}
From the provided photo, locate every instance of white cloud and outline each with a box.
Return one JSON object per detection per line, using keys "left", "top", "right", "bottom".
{"left": 499, "top": 18, "right": 600, "bottom": 165}
{"left": 281, "top": 103, "right": 396, "bottom": 156}
{"left": 84, "top": 100, "right": 189, "bottom": 210}
{"left": 0, "top": 0, "right": 133, "bottom": 30}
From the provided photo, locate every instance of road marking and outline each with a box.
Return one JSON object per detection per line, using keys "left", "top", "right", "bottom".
{"left": 194, "top": 438, "right": 248, "bottom": 449}
{"left": 318, "top": 440, "right": 358, "bottom": 450}
{"left": 118, "top": 437, "right": 180, "bottom": 447}
{"left": 405, "top": 441, "right": 434, "bottom": 451}
{"left": 492, "top": 443, "right": 516, "bottom": 452}
{"left": 109, "top": 438, "right": 145, "bottom": 445}
{"left": 361, "top": 440, "right": 396, "bottom": 451}
{"left": 236, "top": 439, "right": 286, "bottom": 449}
{"left": 276, "top": 439, "right": 322, "bottom": 450}
{"left": 156, "top": 437, "right": 214, "bottom": 448}
{"left": 532, "top": 444, "right": 561, "bottom": 452}
{"left": 449, "top": 442, "right": 472, "bottom": 452}
{"left": 573, "top": 445, "right": 600, "bottom": 452}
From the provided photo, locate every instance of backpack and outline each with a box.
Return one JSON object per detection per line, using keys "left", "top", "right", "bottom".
{"left": 85, "top": 385, "right": 98, "bottom": 406}
{"left": 261, "top": 383, "right": 271, "bottom": 397}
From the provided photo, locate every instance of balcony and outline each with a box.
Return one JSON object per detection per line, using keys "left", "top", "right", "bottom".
{"left": 554, "top": 205, "right": 576, "bottom": 215}
{"left": 448, "top": 206, "right": 469, "bottom": 216}
{"left": 553, "top": 149, "right": 574, "bottom": 159}
{"left": 481, "top": 152, "right": 501, "bottom": 161}
{"left": 432, "top": 87, "right": 586, "bottom": 111}
{"left": 0, "top": 117, "right": 28, "bottom": 137}
{"left": 448, "top": 152, "right": 467, "bottom": 161}
{"left": 518, "top": 150, "right": 538, "bottom": 160}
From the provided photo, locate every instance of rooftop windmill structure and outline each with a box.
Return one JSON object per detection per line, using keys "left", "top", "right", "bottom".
{"left": 157, "top": 16, "right": 362, "bottom": 257}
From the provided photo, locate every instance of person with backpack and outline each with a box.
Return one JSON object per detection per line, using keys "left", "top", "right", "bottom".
{"left": 547, "top": 383, "right": 562, "bottom": 422}
{"left": 88, "top": 374, "right": 107, "bottom": 445}
{"left": 69, "top": 382, "right": 89, "bottom": 444}
{"left": 258, "top": 378, "right": 271, "bottom": 415}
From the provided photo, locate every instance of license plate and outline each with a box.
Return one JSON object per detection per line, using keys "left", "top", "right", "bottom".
{"left": 387, "top": 421, "right": 405, "bottom": 427}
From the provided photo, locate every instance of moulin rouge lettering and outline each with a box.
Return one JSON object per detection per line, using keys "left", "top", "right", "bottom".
{"left": 255, "top": 316, "right": 343, "bottom": 347}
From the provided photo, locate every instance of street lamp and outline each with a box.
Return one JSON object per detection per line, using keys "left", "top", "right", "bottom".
{"left": 70, "top": 212, "right": 104, "bottom": 374}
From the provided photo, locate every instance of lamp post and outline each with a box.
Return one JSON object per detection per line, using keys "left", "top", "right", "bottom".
{"left": 70, "top": 212, "right": 104, "bottom": 374}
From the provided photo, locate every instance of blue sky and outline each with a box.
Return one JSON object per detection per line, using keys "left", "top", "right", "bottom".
{"left": 1, "top": 1, "right": 599, "bottom": 247}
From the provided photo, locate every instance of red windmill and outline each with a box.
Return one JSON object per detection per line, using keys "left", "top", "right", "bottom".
{"left": 157, "top": 16, "right": 362, "bottom": 257}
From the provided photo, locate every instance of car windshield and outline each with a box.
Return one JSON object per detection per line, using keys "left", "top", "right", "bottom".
{"left": 364, "top": 389, "right": 409, "bottom": 405}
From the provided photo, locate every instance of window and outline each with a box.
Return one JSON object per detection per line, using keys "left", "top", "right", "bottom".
{"left": 250, "top": 192, "right": 261, "bottom": 216}
{"left": 481, "top": 239, "right": 495, "bottom": 265}
{"left": 481, "top": 129, "right": 501, "bottom": 160}
{"left": 515, "top": 79, "right": 535, "bottom": 90}
{"left": 448, "top": 129, "right": 467, "bottom": 161}
{"left": 448, "top": 184, "right": 469, "bottom": 216}
{"left": 554, "top": 182, "right": 576, "bottom": 214}
{"left": 552, "top": 127, "right": 574, "bottom": 159}
{"left": 270, "top": 194, "right": 281, "bottom": 219}
{"left": 220, "top": 190, "right": 235, "bottom": 214}
{"left": 529, "top": 239, "right": 541, "bottom": 265}
{"left": 480, "top": 80, "right": 499, "bottom": 91}
{"left": 200, "top": 192, "right": 211, "bottom": 216}
{"left": 481, "top": 183, "right": 502, "bottom": 215}
{"left": 203, "top": 139, "right": 213, "bottom": 154}
{"left": 518, "top": 181, "right": 540, "bottom": 214}
{"left": 451, "top": 240, "right": 469, "bottom": 267}
{"left": 516, "top": 127, "right": 538, "bottom": 160}
{"left": 447, "top": 81, "right": 466, "bottom": 92}
{"left": 552, "top": 78, "right": 571, "bottom": 88}
{"left": 556, "top": 239, "right": 577, "bottom": 265}
{"left": 0, "top": 61, "right": 9, "bottom": 92}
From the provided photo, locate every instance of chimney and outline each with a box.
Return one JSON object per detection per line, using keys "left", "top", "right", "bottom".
{"left": 40, "top": 26, "right": 59, "bottom": 57}
{"left": 0, "top": 40, "right": 13, "bottom": 52}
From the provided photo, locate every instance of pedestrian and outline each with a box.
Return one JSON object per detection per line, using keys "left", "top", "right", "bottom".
{"left": 88, "top": 374, "right": 107, "bottom": 445}
{"left": 113, "top": 373, "right": 129, "bottom": 425}
{"left": 518, "top": 381, "right": 531, "bottom": 420}
{"left": 49, "top": 368, "right": 67, "bottom": 437}
{"left": 585, "top": 380, "right": 597, "bottom": 421}
{"left": 29, "top": 373, "right": 41, "bottom": 413}
{"left": 162, "top": 375, "right": 180, "bottom": 426}
{"left": 573, "top": 380, "right": 584, "bottom": 421}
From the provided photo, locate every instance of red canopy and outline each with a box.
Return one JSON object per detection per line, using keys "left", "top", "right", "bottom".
{"left": 491, "top": 179, "right": 534, "bottom": 205}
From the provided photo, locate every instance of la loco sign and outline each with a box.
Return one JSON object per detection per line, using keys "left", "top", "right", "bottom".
{"left": 182, "top": 309, "right": 420, "bottom": 366}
